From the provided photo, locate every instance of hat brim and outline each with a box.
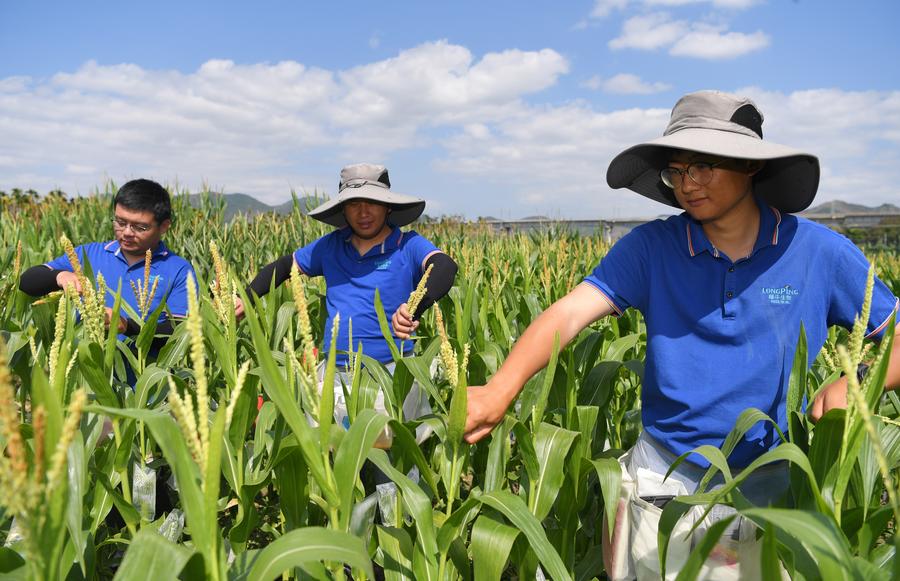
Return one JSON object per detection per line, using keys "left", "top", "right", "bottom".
{"left": 606, "top": 128, "right": 820, "bottom": 213}
{"left": 308, "top": 184, "right": 426, "bottom": 227}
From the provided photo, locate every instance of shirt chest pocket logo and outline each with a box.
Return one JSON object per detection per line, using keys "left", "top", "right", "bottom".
{"left": 761, "top": 284, "right": 800, "bottom": 305}
{"left": 375, "top": 259, "right": 392, "bottom": 271}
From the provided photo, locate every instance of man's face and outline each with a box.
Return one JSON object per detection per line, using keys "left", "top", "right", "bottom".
{"left": 112, "top": 205, "right": 170, "bottom": 256}
{"left": 342, "top": 199, "right": 390, "bottom": 239}
{"left": 666, "top": 151, "right": 757, "bottom": 223}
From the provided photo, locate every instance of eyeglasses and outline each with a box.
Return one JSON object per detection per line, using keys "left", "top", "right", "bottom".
{"left": 660, "top": 161, "right": 725, "bottom": 189}
{"left": 112, "top": 218, "right": 153, "bottom": 234}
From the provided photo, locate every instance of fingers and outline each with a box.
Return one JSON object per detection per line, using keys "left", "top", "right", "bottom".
{"left": 810, "top": 392, "right": 824, "bottom": 422}
{"left": 464, "top": 385, "right": 504, "bottom": 444}
{"left": 391, "top": 304, "right": 419, "bottom": 339}
{"left": 234, "top": 297, "right": 245, "bottom": 320}
{"left": 810, "top": 378, "right": 848, "bottom": 423}
{"left": 56, "top": 271, "right": 82, "bottom": 293}
{"left": 464, "top": 426, "right": 495, "bottom": 445}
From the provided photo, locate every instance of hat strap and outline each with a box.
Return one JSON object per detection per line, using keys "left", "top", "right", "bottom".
{"left": 339, "top": 179, "right": 390, "bottom": 193}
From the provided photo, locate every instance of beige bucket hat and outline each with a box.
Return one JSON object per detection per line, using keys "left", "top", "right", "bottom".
{"left": 606, "top": 90, "right": 820, "bottom": 213}
{"left": 308, "top": 163, "right": 426, "bottom": 227}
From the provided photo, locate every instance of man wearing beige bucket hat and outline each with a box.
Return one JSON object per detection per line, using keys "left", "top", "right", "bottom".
{"left": 463, "top": 91, "right": 900, "bottom": 577}
{"left": 236, "top": 163, "right": 457, "bottom": 437}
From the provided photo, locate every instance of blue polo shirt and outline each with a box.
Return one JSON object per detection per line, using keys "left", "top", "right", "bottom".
{"left": 294, "top": 227, "right": 439, "bottom": 366}
{"left": 45, "top": 240, "right": 195, "bottom": 323}
{"left": 585, "top": 197, "right": 899, "bottom": 467}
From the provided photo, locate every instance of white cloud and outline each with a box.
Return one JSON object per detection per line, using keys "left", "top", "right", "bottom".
{"left": 1, "top": 46, "right": 898, "bottom": 219}
{"left": 670, "top": 26, "right": 769, "bottom": 59}
{"left": 0, "top": 42, "right": 568, "bottom": 205}
{"left": 609, "top": 13, "right": 767, "bottom": 59}
{"left": 591, "top": 0, "right": 631, "bottom": 18}
{"left": 589, "top": 0, "right": 757, "bottom": 20}
{"left": 646, "top": 0, "right": 759, "bottom": 7}
{"left": 436, "top": 88, "right": 900, "bottom": 217}
{"left": 609, "top": 13, "right": 688, "bottom": 50}
{"left": 584, "top": 74, "right": 672, "bottom": 94}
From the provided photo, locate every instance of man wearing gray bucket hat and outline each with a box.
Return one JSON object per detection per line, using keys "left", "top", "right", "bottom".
{"left": 464, "top": 91, "right": 899, "bottom": 577}
{"left": 237, "top": 163, "right": 457, "bottom": 441}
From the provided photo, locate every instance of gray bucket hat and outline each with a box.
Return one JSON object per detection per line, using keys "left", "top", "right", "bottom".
{"left": 308, "top": 163, "right": 426, "bottom": 227}
{"left": 606, "top": 90, "right": 820, "bottom": 213}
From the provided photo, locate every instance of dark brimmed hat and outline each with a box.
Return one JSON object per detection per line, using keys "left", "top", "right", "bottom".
{"left": 606, "top": 90, "right": 820, "bottom": 213}
{"left": 308, "top": 163, "right": 426, "bottom": 227}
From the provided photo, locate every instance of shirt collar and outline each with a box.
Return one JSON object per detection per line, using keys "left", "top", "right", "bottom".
{"left": 103, "top": 240, "right": 170, "bottom": 259}
{"left": 342, "top": 226, "right": 402, "bottom": 256}
{"left": 684, "top": 196, "right": 782, "bottom": 259}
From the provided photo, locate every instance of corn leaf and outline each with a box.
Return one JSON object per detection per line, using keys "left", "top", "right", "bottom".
{"left": 245, "top": 527, "right": 373, "bottom": 581}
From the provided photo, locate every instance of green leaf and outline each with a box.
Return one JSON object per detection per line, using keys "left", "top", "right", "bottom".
{"left": 65, "top": 433, "right": 87, "bottom": 575}
{"left": 786, "top": 322, "right": 807, "bottom": 443}
{"left": 673, "top": 515, "right": 736, "bottom": 581}
{"left": 530, "top": 422, "right": 580, "bottom": 520}
{"left": 471, "top": 512, "right": 519, "bottom": 581}
{"left": 246, "top": 527, "right": 373, "bottom": 581}
{"left": 367, "top": 449, "right": 440, "bottom": 575}
{"left": 135, "top": 297, "right": 167, "bottom": 356}
{"left": 484, "top": 417, "right": 513, "bottom": 494}
{"left": 741, "top": 507, "right": 853, "bottom": 580}
{"left": 334, "top": 409, "right": 390, "bottom": 530}
{"left": 90, "top": 407, "right": 211, "bottom": 553}
{"left": 377, "top": 526, "right": 415, "bottom": 581}
{"left": 237, "top": 287, "right": 335, "bottom": 505}
{"left": 530, "top": 333, "right": 560, "bottom": 426}
{"left": 477, "top": 490, "right": 572, "bottom": 581}
{"left": 78, "top": 342, "right": 120, "bottom": 408}
{"left": 374, "top": 288, "right": 401, "bottom": 363}
{"left": 590, "top": 457, "right": 622, "bottom": 539}
{"left": 113, "top": 529, "right": 193, "bottom": 581}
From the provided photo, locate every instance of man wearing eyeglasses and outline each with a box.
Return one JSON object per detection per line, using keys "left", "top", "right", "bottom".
{"left": 463, "top": 91, "right": 900, "bottom": 578}
{"left": 19, "top": 178, "right": 195, "bottom": 339}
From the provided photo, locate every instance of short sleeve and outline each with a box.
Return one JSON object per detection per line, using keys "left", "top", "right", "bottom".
{"left": 826, "top": 236, "right": 899, "bottom": 340}
{"left": 404, "top": 231, "right": 440, "bottom": 273}
{"left": 165, "top": 262, "right": 196, "bottom": 318}
{"left": 293, "top": 234, "right": 329, "bottom": 277}
{"left": 583, "top": 227, "right": 650, "bottom": 314}
{"left": 45, "top": 245, "right": 83, "bottom": 271}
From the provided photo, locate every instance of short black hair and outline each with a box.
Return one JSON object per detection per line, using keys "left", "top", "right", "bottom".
{"left": 114, "top": 179, "right": 172, "bottom": 224}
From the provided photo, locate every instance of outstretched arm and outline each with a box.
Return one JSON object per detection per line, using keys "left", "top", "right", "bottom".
{"left": 19, "top": 265, "right": 82, "bottom": 296}
{"left": 236, "top": 254, "right": 297, "bottom": 318}
{"left": 811, "top": 325, "right": 900, "bottom": 421}
{"left": 464, "top": 282, "right": 617, "bottom": 443}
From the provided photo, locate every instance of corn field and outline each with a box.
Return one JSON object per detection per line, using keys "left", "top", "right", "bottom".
{"left": 0, "top": 190, "right": 898, "bottom": 580}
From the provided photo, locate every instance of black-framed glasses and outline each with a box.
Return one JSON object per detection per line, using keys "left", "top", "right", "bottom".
{"left": 112, "top": 218, "right": 153, "bottom": 234}
{"left": 660, "top": 161, "right": 724, "bottom": 189}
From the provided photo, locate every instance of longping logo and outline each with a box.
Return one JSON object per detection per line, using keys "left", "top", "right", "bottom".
{"left": 375, "top": 259, "right": 392, "bottom": 271}
{"left": 762, "top": 284, "right": 799, "bottom": 305}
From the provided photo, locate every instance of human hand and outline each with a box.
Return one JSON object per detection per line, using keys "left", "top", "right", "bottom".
{"left": 104, "top": 307, "right": 127, "bottom": 333}
{"left": 234, "top": 297, "right": 246, "bottom": 321}
{"left": 391, "top": 303, "right": 419, "bottom": 340}
{"left": 464, "top": 383, "right": 512, "bottom": 444}
{"left": 56, "top": 271, "right": 83, "bottom": 294}
{"left": 810, "top": 376, "right": 849, "bottom": 422}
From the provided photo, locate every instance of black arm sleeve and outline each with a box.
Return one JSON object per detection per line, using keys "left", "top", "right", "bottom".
{"left": 245, "top": 254, "right": 295, "bottom": 298}
{"left": 412, "top": 253, "right": 458, "bottom": 320}
{"left": 19, "top": 265, "right": 60, "bottom": 297}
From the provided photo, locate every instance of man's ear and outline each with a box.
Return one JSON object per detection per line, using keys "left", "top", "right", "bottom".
{"left": 158, "top": 219, "right": 172, "bottom": 235}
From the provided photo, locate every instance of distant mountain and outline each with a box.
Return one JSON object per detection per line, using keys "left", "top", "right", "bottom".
{"left": 185, "top": 192, "right": 322, "bottom": 220}
{"left": 803, "top": 200, "right": 900, "bottom": 216}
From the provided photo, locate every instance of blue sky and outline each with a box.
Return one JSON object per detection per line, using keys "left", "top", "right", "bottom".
{"left": 2, "top": 0, "right": 899, "bottom": 218}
